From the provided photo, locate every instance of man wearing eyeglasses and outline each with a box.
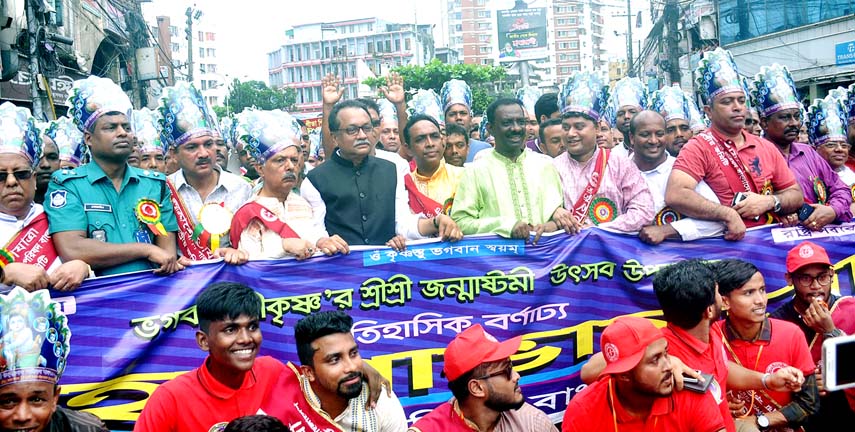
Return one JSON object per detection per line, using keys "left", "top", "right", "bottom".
{"left": 408, "top": 324, "right": 557, "bottom": 432}
{"left": 770, "top": 241, "right": 855, "bottom": 429}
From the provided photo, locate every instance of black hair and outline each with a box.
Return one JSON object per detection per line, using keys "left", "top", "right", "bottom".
{"left": 445, "top": 123, "right": 470, "bottom": 142}
{"left": 711, "top": 259, "right": 760, "bottom": 296}
{"left": 538, "top": 117, "right": 563, "bottom": 144}
{"left": 356, "top": 98, "right": 380, "bottom": 117}
{"left": 294, "top": 311, "right": 353, "bottom": 366}
{"left": 486, "top": 98, "right": 525, "bottom": 125}
{"left": 403, "top": 114, "right": 441, "bottom": 146}
{"left": 534, "top": 92, "right": 559, "bottom": 123}
{"left": 196, "top": 282, "right": 261, "bottom": 333}
{"left": 295, "top": 118, "right": 306, "bottom": 128}
{"left": 628, "top": 110, "right": 665, "bottom": 136}
{"left": 224, "top": 415, "right": 290, "bottom": 432}
{"left": 446, "top": 361, "right": 494, "bottom": 402}
{"left": 652, "top": 259, "right": 717, "bottom": 329}
{"left": 328, "top": 100, "right": 371, "bottom": 132}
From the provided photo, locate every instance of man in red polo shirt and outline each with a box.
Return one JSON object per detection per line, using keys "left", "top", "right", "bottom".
{"left": 665, "top": 48, "right": 803, "bottom": 241}
{"left": 563, "top": 316, "right": 725, "bottom": 432}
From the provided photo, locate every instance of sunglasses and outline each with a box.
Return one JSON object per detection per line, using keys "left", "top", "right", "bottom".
{"left": 474, "top": 362, "right": 514, "bottom": 381}
{"left": 0, "top": 170, "right": 34, "bottom": 182}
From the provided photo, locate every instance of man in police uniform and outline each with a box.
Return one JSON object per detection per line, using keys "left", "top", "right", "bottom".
{"left": 45, "top": 76, "right": 183, "bottom": 277}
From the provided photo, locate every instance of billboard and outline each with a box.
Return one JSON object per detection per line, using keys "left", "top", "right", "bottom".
{"left": 496, "top": 6, "right": 548, "bottom": 63}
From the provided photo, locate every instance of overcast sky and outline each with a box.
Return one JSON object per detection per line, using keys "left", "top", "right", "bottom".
{"left": 142, "top": 0, "right": 651, "bottom": 83}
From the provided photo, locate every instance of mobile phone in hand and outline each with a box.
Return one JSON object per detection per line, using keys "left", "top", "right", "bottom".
{"left": 797, "top": 203, "right": 815, "bottom": 222}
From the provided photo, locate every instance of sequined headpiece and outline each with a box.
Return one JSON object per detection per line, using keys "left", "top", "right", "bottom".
{"left": 46, "top": 117, "right": 86, "bottom": 166}
{"left": 408, "top": 89, "right": 445, "bottom": 126}
{"left": 67, "top": 76, "right": 133, "bottom": 133}
{"left": 157, "top": 82, "right": 216, "bottom": 148}
{"left": 650, "top": 85, "right": 692, "bottom": 122}
{"left": 609, "top": 77, "right": 648, "bottom": 112}
{"left": 378, "top": 99, "right": 398, "bottom": 123}
{"left": 219, "top": 117, "right": 234, "bottom": 147}
{"left": 751, "top": 64, "right": 801, "bottom": 118}
{"left": 0, "top": 102, "right": 42, "bottom": 168}
{"left": 516, "top": 86, "right": 542, "bottom": 117}
{"left": 132, "top": 108, "right": 167, "bottom": 155}
{"left": 807, "top": 96, "right": 848, "bottom": 146}
{"left": 830, "top": 84, "right": 855, "bottom": 123}
{"left": 440, "top": 79, "right": 472, "bottom": 113}
{"left": 695, "top": 47, "right": 745, "bottom": 104}
{"left": 688, "top": 99, "right": 707, "bottom": 132}
{"left": 233, "top": 109, "right": 301, "bottom": 164}
{"left": 0, "top": 287, "right": 71, "bottom": 388}
{"left": 559, "top": 72, "right": 609, "bottom": 122}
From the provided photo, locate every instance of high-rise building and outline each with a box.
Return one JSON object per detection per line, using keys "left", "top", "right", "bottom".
{"left": 268, "top": 18, "right": 434, "bottom": 113}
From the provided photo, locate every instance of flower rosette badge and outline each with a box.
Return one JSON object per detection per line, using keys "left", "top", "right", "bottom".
{"left": 588, "top": 197, "right": 617, "bottom": 225}
{"left": 192, "top": 202, "right": 233, "bottom": 251}
{"left": 135, "top": 199, "right": 167, "bottom": 236}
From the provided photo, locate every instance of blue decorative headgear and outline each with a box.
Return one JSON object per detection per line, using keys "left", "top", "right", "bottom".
{"left": 157, "top": 82, "right": 216, "bottom": 148}
{"left": 609, "top": 77, "right": 648, "bottom": 113}
{"left": 516, "top": 86, "right": 542, "bottom": 117}
{"left": 219, "top": 117, "right": 234, "bottom": 147}
{"left": 559, "top": 72, "right": 609, "bottom": 122}
{"left": 650, "top": 85, "right": 692, "bottom": 122}
{"left": 751, "top": 64, "right": 801, "bottom": 118}
{"left": 440, "top": 79, "right": 472, "bottom": 113}
{"left": 0, "top": 287, "right": 71, "bottom": 388}
{"left": 132, "top": 108, "right": 167, "bottom": 155}
{"left": 807, "top": 96, "right": 848, "bottom": 146}
{"left": 695, "top": 47, "right": 745, "bottom": 104}
{"left": 408, "top": 89, "right": 445, "bottom": 126}
{"left": 827, "top": 84, "right": 855, "bottom": 124}
{"left": 67, "top": 76, "right": 133, "bottom": 133}
{"left": 0, "top": 102, "right": 42, "bottom": 169}
{"left": 46, "top": 117, "right": 86, "bottom": 166}
{"left": 234, "top": 109, "right": 301, "bottom": 164}
{"left": 688, "top": 99, "right": 707, "bottom": 132}
{"left": 378, "top": 99, "right": 398, "bottom": 124}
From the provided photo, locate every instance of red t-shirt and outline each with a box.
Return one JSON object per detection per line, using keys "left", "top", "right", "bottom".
{"left": 562, "top": 376, "right": 725, "bottom": 432}
{"left": 133, "top": 356, "right": 285, "bottom": 432}
{"left": 673, "top": 128, "right": 797, "bottom": 225}
{"left": 662, "top": 324, "right": 734, "bottom": 432}
{"left": 717, "top": 318, "right": 814, "bottom": 415}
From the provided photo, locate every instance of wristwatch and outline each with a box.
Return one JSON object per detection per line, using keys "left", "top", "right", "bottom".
{"left": 771, "top": 195, "right": 782, "bottom": 213}
{"left": 756, "top": 414, "right": 770, "bottom": 430}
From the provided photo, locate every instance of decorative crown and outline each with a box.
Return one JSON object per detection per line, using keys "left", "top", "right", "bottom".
{"left": 559, "top": 72, "right": 610, "bottom": 122}
{"left": 46, "top": 117, "right": 86, "bottom": 166}
{"left": 67, "top": 76, "right": 133, "bottom": 133}
{"left": 695, "top": 47, "right": 745, "bottom": 104}
{"left": 0, "top": 287, "right": 71, "bottom": 388}
{"left": 407, "top": 89, "right": 445, "bottom": 126}
{"left": 752, "top": 64, "right": 801, "bottom": 117}
{"left": 157, "top": 82, "right": 216, "bottom": 148}
{"left": 828, "top": 83, "right": 855, "bottom": 122}
{"left": 650, "top": 85, "right": 692, "bottom": 122}
{"left": 516, "top": 86, "right": 542, "bottom": 117}
{"left": 688, "top": 99, "right": 708, "bottom": 132}
{"left": 132, "top": 108, "right": 167, "bottom": 155}
{"left": 219, "top": 117, "right": 234, "bottom": 147}
{"left": 807, "top": 95, "right": 848, "bottom": 146}
{"left": 377, "top": 99, "right": 398, "bottom": 123}
{"left": 439, "top": 79, "right": 472, "bottom": 113}
{"left": 233, "top": 109, "right": 301, "bottom": 164}
{"left": 0, "top": 102, "right": 43, "bottom": 168}
{"left": 609, "top": 77, "right": 648, "bottom": 112}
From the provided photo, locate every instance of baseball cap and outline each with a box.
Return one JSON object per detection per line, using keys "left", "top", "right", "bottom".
{"left": 786, "top": 241, "right": 831, "bottom": 273}
{"left": 442, "top": 324, "right": 522, "bottom": 382}
{"left": 599, "top": 316, "right": 664, "bottom": 377}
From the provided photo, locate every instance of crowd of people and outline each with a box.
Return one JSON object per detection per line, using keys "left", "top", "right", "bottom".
{"left": 0, "top": 44, "right": 854, "bottom": 431}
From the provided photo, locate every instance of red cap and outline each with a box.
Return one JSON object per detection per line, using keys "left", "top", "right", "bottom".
{"left": 786, "top": 241, "right": 831, "bottom": 273}
{"left": 599, "top": 316, "right": 664, "bottom": 377}
{"left": 442, "top": 324, "right": 522, "bottom": 382}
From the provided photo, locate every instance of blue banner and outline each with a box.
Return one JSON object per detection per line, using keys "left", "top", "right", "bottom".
{"left": 52, "top": 226, "right": 855, "bottom": 429}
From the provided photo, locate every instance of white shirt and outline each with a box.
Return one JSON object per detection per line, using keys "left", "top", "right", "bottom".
{"left": 301, "top": 379, "right": 408, "bottom": 432}
{"left": 237, "top": 194, "right": 329, "bottom": 259}
{"left": 0, "top": 205, "right": 62, "bottom": 291}
{"left": 640, "top": 155, "right": 726, "bottom": 241}
{"left": 836, "top": 165, "right": 855, "bottom": 187}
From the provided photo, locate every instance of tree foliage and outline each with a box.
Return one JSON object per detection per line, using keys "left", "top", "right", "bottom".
{"left": 363, "top": 60, "right": 511, "bottom": 115}
{"left": 218, "top": 79, "right": 297, "bottom": 116}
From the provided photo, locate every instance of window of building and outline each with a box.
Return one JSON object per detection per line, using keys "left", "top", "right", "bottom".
{"left": 171, "top": 43, "right": 179, "bottom": 52}
{"left": 569, "top": 29, "right": 578, "bottom": 36}
{"left": 208, "top": 64, "right": 217, "bottom": 73}
{"left": 199, "top": 48, "right": 205, "bottom": 58}
{"left": 479, "top": 46, "right": 491, "bottom": 54}
{"left": 476, "top": 0, "right": 486, "bottom": 5}
{"left": 199, "top": 64, "right": 206, "bottom": 73}
{"left": 568, "top": 17, "right": 577, "bottom": 24}
{"left": 559, "top": 42, "right": 569, "bottom": 49}
{"left": 169, "top": 26, "right": 178, "bottom": 37}
{"left": 384, "top": 40, "right": 391, "bottom": 52}
{"left": 405, "top": 38, "right": 411, "bottom": 51}
{"left": 477, "top": 10, "right": 491, "bottom": 18}
{"left": 207, "top": 48, "right": 216, "bottom": 57}
{"left": 198, "top": 31, "right": 204, "bottom": 42}
{"left": 477, "top": 22, "right": 490, "bottom": 30}
{"left": 569, "top": 41, "right": 579, "bottom": 49}
{"left": 481, "top": 58, "right": 493, "bottom": 65}
{"left": 394, "top": 38, "right": 401, "bottom": 52}
{"left": 201, "top": 80, "right": 208, "bottom": 90}
{"left": 560, "top": 67, "right": 570, "bottom": 74}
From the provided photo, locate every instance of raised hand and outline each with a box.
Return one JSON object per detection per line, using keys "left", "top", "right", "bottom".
{"left": 379, "top": 72, "right": 405, "bottom": 104}
{"left": 322, "top": 73, "right": 344, "bottom": 106}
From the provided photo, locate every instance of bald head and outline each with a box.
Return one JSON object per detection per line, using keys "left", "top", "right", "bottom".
{"left": 629, "top": 110, "right": 666, "bottom": 136}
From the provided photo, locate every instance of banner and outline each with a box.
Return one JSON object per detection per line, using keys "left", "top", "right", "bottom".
{"left": 496, "top": 6, "right": 549, "bottom": 63}
{"left": 51, "top": 226, "right": 855, "bottom": 430}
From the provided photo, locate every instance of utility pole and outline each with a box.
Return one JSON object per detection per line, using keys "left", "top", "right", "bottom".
{"left": 626, "top": 0, "right": 634, "bottom": 77}
{"left": 25, "top": 0, "right": 43, "bottom": 119}
{"left": 664, "top": 0, "right": 681, "bottom": 84}
{"left": 185, "top": 7, "right": 194, "bottom": 83}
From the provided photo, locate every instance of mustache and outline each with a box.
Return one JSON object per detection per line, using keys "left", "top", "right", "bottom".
{"left": 784, "top": 127, "right": 800, "bottom": 135}
{"left": 282, "top": 172, "right": 297, "bottom": 181}
{"left": 339, "top": 372, "right": 363, "bottom": 385}
{"left": 195, "top": 158, "right": 212, "bottom": 165}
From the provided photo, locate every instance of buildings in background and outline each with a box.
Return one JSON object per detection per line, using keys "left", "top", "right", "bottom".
{"left": 267, "top": 17, "right": 434, "bottom": 112}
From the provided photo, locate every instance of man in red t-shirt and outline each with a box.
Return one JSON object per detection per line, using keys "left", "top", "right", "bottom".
{"left": 665, "top": 48, "right": 802, "bottom": 240}
{"left": 714, "top": 259, "right": 818, "bottom": 431}
{"left": 563, "top": 316, "right": 725, "bottom": 432}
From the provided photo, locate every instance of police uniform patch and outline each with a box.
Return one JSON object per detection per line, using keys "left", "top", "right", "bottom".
{"left": 50, "top": 190, "right": 67, "bottom": 208}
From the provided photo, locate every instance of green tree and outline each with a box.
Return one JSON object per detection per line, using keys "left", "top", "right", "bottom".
{"left": 363, "top": 60, "right": 511, "bottom": 115}
{"left": 220, "top": 79, "right": 297, "bottom": 115}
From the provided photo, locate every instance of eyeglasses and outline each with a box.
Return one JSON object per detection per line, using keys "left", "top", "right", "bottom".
{"left": 0, "top": 170, "right": 34, "bottom": 182}
{"left": 792, "top": 273, "right": 833, "bottom": 286}
{"left": 333, "top": 125, "right": 374, "bottom": 137}
{"left": 474, "top": 363, "right": 514, "bottom": 381}
{"left": 822, "top": 142, "right": 851, "bottom": 151}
